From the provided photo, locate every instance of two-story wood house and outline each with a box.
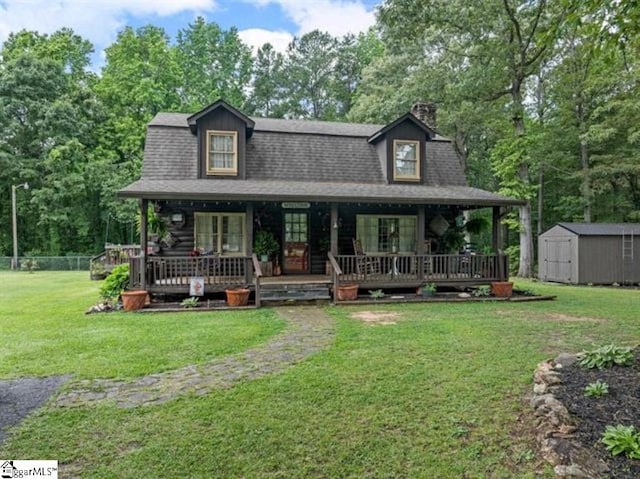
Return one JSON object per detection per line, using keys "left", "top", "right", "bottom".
{"left": 119, "top": 99, "right": 522, "bottom": 301}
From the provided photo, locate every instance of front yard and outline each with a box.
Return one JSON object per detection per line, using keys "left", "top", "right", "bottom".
{"left": 0, "top": 272, "right": 638, "bottom": 477}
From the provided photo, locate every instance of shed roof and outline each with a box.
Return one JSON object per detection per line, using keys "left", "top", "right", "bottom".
{"left": 553, "top": 223, "right": 640, "bottom": 236}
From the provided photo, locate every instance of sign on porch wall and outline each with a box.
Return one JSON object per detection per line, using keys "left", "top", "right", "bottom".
{"left": 281, "top": 202, "right": 310, "bottom": 209}
{"left": 190, "top": 277, "right": 205, "bottom": 296}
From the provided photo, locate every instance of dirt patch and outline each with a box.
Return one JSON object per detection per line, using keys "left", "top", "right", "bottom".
{"left": 544, "top": 313, "right": 606, "bottom": 323}
{"left": 495, "top": 310, "right": 606, "bottom": 323}
{"left": 350, "top": 311, "right": 401, "bottom": 325}
{"left": 554, "top": 351, "right": 640, "bottom": 479}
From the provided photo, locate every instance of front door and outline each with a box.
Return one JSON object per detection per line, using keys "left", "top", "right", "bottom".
{"left": 283, "top": 212, "right": 309, "bottom": 274}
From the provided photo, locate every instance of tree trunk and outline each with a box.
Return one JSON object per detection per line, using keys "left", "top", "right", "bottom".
{"left": 517, "top": 201, "right": 533, "bottom": 277}
{"left": 577, "top": 98, "right": 591, "bottom": 223}
{"left": 537, "top": 169, "right": 544, "bottom": 236}
{"left": 513, "top": 88, "right": 533, "bottom": 278}
{"left": 580, "top": 139, "right": 591, "bottom": 222}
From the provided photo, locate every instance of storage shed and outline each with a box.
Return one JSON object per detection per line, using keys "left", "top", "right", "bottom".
{"left": 538, "top": 223, "right": 639, "bottom": 284}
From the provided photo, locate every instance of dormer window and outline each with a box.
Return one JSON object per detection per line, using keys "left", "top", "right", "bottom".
{"left": 207, "top": 130, "right": 238, "bottom": 175}
{"left": 393, "top": 140, "right": 420, "bottom": 181}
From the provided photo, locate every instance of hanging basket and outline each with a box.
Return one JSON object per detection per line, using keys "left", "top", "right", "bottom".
{"left": 121, "top": 290, "right": 148, "bottom": 311}
{"left": 225, "top": 288, "right": 250, "bottom": 307}
{"left": 336, "top": 284, "right": 359, "bottom": 301}
{"left": 491, "top": 281, "right": 513, "bottom": 298}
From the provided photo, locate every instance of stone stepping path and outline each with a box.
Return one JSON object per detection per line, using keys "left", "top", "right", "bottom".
{"left": 54, "top": 307, "right": 335, "bottom": 408}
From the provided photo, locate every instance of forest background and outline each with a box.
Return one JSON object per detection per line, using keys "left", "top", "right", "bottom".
{"left": 1, "top": 0, "right": 638, "bottom": 276}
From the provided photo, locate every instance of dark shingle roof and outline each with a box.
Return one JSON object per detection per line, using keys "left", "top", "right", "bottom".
{"left": 141, "top": 127, "right": 197, "bottom": 180}
{"left": 246, "top": 132, "right": 384, "bottom": 183}
{"left": 557, "top": 223, "right": 640, "bottom": 236}
{"left": 142, "top": 125, "right": 465, "bottom": 186}
{"left": 149, "top": 112, "right": 448, "bottom": 140}
{"left": 135, "top": 110, "right": 520, "bottom": 206}
{"left": 119, "top": 179, "right": 523, "bottom": 206}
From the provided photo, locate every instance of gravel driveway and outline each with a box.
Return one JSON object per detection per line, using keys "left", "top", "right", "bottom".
{"left": 0, "top": 376, "right": 69, "bottom": 444}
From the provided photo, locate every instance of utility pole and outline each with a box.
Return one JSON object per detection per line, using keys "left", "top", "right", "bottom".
{"left": 11, "top": 183, "right": 29, "bottom": 270}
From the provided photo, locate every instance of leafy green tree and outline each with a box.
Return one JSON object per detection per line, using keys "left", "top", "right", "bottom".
{"left": 246, "top": 43, "right": 287, "bottom": 117}
{"left": 0, "top": 39, "right": 102, "bottom": 254}
{"left": 369, "top": 0, "right": 567, "bottom": 276}
{"left": 94, "top": 25, "right": 180, "bottom": 243}
{"left": 283, "top": 30, "right": 340, "bottom": 120}
{"left": 175, "top": 17, "right": 253, "bottom": 111}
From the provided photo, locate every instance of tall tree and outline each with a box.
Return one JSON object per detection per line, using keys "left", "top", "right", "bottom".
{"left": 94, "top": 25, "right": 180, "bottom": 242}
{"left": 246, "top": 43, "right": 287, "bottom": 117}
{"left": 283, "top": 30, "right": 340, "bottom": 119}
{"left": 175, "top": 17, "right": 253, "bottom": 111}
{"left": 0, "top": 37, "right": 102, "bottom": 254}
{"left": 374, "top": 0, "right": 565, "bottom": 276}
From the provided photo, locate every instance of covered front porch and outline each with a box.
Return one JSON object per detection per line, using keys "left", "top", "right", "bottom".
{"left": 129, "top": 197, "right": 510, "bottom": 303}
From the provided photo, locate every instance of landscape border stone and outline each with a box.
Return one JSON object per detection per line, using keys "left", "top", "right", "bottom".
{"left": 531, "top": 354, "right": 610, "bottom": 478}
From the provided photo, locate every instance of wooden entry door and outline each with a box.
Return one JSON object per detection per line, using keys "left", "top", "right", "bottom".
{"left": 283, "top": 212, "right": 309, "bottom": 274}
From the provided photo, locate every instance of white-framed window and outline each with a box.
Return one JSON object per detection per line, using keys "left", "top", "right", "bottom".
{"left": 356, "top": 215, "right": 417, "bottom": 254}
{"left": 194, "top": 213, "right": 246, "bottom": 255}
{"left": 393, "top": 139, "right": 420, "bottom": 180}
{"left": 206, "top": 130, "right": 238, "bottom": 175}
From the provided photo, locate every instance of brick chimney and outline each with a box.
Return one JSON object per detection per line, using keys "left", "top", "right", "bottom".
{"left": 411, "top": 101, "right": 437, "bottom": 130}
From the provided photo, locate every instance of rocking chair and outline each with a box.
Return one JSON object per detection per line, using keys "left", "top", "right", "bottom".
{"left": 352, "top": 238, "right": 381, "bottom": 276}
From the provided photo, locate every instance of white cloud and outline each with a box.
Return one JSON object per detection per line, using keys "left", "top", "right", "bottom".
{"left": 251, "top": 0, "right": 376, "bottom": 37}
{"left": 0, "top": 0, "right": 217, "bottom": 50}
{"left": 238, "top": 28, "right": 293, "bottom": 54}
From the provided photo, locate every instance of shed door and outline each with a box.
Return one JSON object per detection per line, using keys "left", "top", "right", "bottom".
{"left": 543, "top": 238, "right": 572, "bottom": 282}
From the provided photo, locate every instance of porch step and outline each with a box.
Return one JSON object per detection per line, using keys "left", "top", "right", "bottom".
{"left": 260, "top": 282, "right": 331, "bottom": 302}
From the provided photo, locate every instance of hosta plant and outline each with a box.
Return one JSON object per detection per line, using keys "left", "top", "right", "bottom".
{"left": 181, "top": 297, "right": 199, "bottom": 309}
{"left": 578, "top": 344, "right": 634, "bottom": 369}
{"left": 584, "top": 380, "right": 609, "bottom": 398}
{"left": 601, "top": 425, "right": 640, "bottom": 459}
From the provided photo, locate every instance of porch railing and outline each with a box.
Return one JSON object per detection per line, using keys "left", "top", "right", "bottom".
{"left": 129, "top": 255, "right": 261, "bottom": 294}
{"left": 104, "top": 244, "right": 142, "bottom": 267}
{"left": 329, "top": 253, "right": 508, "bottom": 297}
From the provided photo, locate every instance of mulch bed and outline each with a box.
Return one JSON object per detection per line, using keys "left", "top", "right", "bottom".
{"left": 554, "top": 350, "right": 640, "bottom": 479}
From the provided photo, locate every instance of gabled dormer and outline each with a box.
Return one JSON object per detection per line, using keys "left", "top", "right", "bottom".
{"left": 187, "top": 99, "right": 255, "bottom": 179}
{"left": 368, "top": 107, "right": 436, "bottom": 185}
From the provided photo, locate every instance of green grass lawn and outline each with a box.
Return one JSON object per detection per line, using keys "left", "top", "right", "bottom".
{"left": 0, "top": 271, "right": 285, "bottom": 379}
{"left": 1, "top": 273, "right": 638, "bottom": 478}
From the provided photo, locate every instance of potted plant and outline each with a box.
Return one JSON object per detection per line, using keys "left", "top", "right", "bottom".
{"left": 254, "top": 230, "right": 279, "bottom": 262}
{"left": 121, "top": 290, "right": 148, "bottom": 311}
{"left": 336, "top": 283, "right": 359, "bottom": 301}
{"left": 99, "top": 264, "right": 147, "bottom": 311}
{"left": 419, "top": 282, "right": 437, "bottom": 297}
{"left": 90, "top": 260, "right": 107, "bottom": 280}
{"left": 225, "top": 287, "right": 251, "bottom": 307}
{"left": 136, "top": 204, "right": 167, "bottom": 253}
{"left": 491, "top": 281, "right": 513, "bottom": 298}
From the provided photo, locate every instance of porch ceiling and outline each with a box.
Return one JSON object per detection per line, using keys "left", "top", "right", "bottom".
{"left": 118, "top": 179, "right": 524, "bottom": 207}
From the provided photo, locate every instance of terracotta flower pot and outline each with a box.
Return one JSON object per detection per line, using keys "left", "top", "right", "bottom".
{"left": 225, "top": 288, "right": 250, "bottom": 307}
{"left": 491, "top": 281, "right": 513, "bottom": 298}
{"left": 121, "top": 290, "right": 148, "bottom": 311}
{"left": 336, "top": 284, "right": 359, "bottom": 301}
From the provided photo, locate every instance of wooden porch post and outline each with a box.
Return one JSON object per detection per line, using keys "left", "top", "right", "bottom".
{"left": 330, "top": 203, "right": 338, "bottom": 255}
{"left": 139, "top": 198, "right": 148, "bottom": 291}
{"left": 417, "top": 205, "right": 426, "bottom": 281}
{"left": 492, "top": 206, "right": 501, "bottom": 254}
{"left": 246, "top": 202, "right": 254, "bottom": 285}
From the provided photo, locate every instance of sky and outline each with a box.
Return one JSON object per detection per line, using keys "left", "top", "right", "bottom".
{"left": 0, "top": 0, "right": 381, "bottom": 67}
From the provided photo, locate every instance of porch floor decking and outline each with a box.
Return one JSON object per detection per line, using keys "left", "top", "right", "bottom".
{"left": 261, "top": 275, "right": 331, "bottom": 285}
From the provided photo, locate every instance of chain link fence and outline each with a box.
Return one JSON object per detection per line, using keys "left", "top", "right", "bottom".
{"left": 0, "top": 256, "right": 93, "bottom": 271}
